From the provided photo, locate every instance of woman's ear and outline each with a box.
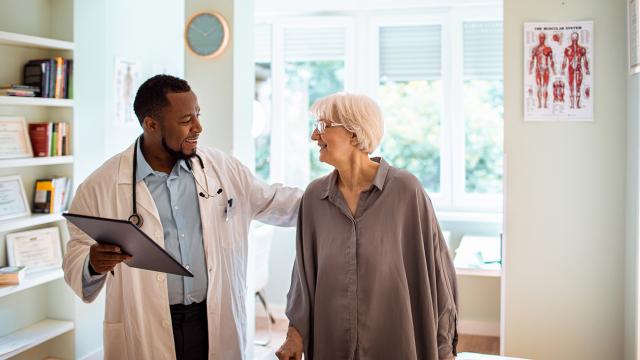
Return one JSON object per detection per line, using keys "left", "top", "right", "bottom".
{"left": 350, "top": 133, "right": 358, "bottom": 146}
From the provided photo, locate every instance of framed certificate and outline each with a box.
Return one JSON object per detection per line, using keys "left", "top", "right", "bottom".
{"left": 0, "top": 116, "right": 33, "bottom": 159}
{"left": 0, "top": 176, "right": 30, "bottom": 221}
{"left": 6, "top": 226, "right": 62, "bottom": 272}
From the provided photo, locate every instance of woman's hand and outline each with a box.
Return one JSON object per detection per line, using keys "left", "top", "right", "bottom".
{"left": 275, "top": 326, "right": 303, "bottom": 360}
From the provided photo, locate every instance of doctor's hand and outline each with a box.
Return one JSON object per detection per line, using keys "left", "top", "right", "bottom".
{"left": 89, "top": 244, "right": 132, "bottom": 274}
{"left": 275, "top": 326, "right": 303, "bottom": 360}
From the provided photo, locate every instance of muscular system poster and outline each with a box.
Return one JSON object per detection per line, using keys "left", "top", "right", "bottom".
{"left": 524, "top": 21, "right": 594, "bottom": 121}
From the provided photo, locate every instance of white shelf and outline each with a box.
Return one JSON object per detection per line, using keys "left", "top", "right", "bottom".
{"left": 437, "top": 211, "right": 502, "bottom": 223}
{"left": 0, "top": 31, "right": 74, "bottom": 51}
{"left": 0, "top": 213, "right": 65, "bottom": 233}
{"left": 0, "top": 319, "right": 74, "bottom": 360}
{"left": 0, "top": 156, "right": 73, "bottom": 169}
{"left": 0, "top": 268, "right": 64, "bottom": 299}
{"left": 0, "top": 96, "right": 73, "bottom": 107}
{"left": 456, "top": 267, "right": 501, "bottom": 277}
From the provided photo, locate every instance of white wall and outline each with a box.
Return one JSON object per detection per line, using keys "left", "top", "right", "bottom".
{"left": 73, "top": 0, "right": 185, "bottom": 356}
{"left": 185, "top": 0, "right": 256, "bottom": 356}
{"left": 503, "top": 0, "right": 627, "bottom": 359}
{"left": 626, "top": 50, "right": 640, "bottom": 360}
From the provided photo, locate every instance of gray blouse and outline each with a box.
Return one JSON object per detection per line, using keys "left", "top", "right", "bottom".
{"left": 286, "top": 157, "right": 458, "bottom": 360}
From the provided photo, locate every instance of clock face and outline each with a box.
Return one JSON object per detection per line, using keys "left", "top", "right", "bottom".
{"left": 186, "top": 12, "right": 229, "bottom": 58}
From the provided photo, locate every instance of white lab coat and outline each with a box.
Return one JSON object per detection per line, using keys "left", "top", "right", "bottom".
{"left": 63, "top": 144, "right": 302, "bottom": 359}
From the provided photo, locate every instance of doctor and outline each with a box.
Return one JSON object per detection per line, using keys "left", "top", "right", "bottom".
{"left": 62, "top": 75, "right": 302, "bottom": 360}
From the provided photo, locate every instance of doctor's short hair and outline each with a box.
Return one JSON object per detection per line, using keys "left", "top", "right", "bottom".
{"left": 310, "top": 92, "right": 384, "bottom": 153}
{"left": 133, "top": 75, "right": 191, "bottom": 126}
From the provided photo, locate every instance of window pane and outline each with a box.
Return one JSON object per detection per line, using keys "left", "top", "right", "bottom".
{"left": 378, "top": 80, "right": 442, "bottom": 193}
{"left": 284, "top": 61, "right": 344, "bottom": 181}
{"left": 463, "top": 21, "right": 503, "bottom": 194}
{"left": 378, "top": 25, "right": 442, "bottom": 193}
{"left": 254, "top": 63, "right": 272, "bottom": 182}
{"left": 463, "top": 79, "right": 503, "bottom": 193}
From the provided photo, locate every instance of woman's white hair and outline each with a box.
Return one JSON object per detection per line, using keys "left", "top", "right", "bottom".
{"left": 310, "top": 92, "right": 384, "bottom": 154}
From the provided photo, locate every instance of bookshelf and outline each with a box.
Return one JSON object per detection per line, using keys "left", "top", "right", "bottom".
{"left": 0, "top": 156, "right": 73, "bottom": 169}
{"left": 0, "top": 96, "right": 73, "bottom": 107}
{"left": 0, "top": 1, "right": 81, "bottom": 359}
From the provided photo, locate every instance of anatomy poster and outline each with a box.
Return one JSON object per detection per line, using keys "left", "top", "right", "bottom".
{"left": 524, "top": 21, "right": 594, "bottom": 121}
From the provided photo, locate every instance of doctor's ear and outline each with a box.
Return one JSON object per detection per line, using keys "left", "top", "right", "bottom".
{"left": 142, "top": 116, "right": 160, "bottom": 132}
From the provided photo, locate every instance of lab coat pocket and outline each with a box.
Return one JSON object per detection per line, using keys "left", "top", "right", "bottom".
{"left": 103, "top": 321, "right": 128, "bottom": 360}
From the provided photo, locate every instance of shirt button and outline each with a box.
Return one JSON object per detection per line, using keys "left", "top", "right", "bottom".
{"left": 162, "top": 320, "right": 170, "bottom": 328}
{"left": 155, "top": 231, "right": 162, "bottom": 238}
{"left": 174, "top": 206, "right": 179, "bottom": 210}
{"left": 185, "top": 264, "right": 190, "bottom": 270}
{"left": 157, "top": 274, "right": 164, "bottom": 281}
{"left": 181, "top": 234, "right": 185, "bottom": 238}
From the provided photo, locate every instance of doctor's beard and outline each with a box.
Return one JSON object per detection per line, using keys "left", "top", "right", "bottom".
{"left": 161, "top": 135, "right": 196, "bottom": 161}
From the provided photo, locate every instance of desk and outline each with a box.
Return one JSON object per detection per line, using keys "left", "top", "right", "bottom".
{"left": 458, "top": 352, "right": 529, "bottom": 360}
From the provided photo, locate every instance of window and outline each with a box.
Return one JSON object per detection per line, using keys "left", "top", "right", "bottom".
{"left": 378, "top": 25, "right": 443, "bottom": 194}
{"left": 254, "top": 24, "right": 272, "bottom": 182}
{"left": 254, "top": 18, "right": 353, "bottom": 187}
{"left": 255, "top": 9, "right": 502, "bottom": 212}
{"left": 462, "top": 21, "right": 503, "bottom": 195}
{"left": 282, "top": 27, "right": 346, "bottom": 180}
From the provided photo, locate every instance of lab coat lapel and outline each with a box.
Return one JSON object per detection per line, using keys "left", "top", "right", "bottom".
{"left": 116, "top": 144, "right": 163, "bottom": 234}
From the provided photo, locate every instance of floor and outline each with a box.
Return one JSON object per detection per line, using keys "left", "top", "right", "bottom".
{"left": 253, "top": 316, "right": 500, "bottom": 360}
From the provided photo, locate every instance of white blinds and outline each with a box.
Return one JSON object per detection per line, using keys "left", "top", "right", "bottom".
{"left": 379, "top": 25, "right": 442, "bottom": 81}
{"left": 284, "top": 27, "right": 346, "bottom": 61}
{"left": 463, "top": 21, "right": 503, "bottom": 80}
{"left": 255, "top": 24, "right": 272, "bottom": 62}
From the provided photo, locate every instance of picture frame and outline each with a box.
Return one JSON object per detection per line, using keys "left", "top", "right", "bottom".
{"left": 0, "top": 116, "right": 33, "bottom": 159}
{"left": 6, "top": 226, "right": 62, "bottom": 272}
{"left": 0, "top": 175, "right": 31, "bottom": 221}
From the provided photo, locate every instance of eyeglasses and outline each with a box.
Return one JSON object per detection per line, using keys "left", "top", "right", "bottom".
{"left": 315, "top": 120, "right": 345, "bottom": 134}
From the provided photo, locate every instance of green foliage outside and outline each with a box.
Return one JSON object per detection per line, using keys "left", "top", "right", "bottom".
{"left": 378, "top": 80, "right": 442, "bottom": 193}
{"left": 463, "top": 79, "right": 503, "bottom": 193}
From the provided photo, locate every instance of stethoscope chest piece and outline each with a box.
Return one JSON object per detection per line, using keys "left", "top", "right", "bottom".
{"left": 129, "top": 213, "right": 143, "bottom": 227}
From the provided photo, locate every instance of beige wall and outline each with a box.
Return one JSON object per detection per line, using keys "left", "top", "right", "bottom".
{"left": 503, "top": 0, "right": 627, "bottom": 359}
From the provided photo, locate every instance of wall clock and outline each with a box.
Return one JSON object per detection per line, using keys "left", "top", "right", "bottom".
{"left": 185, "top": 11, "right": 229, "bottom": 59}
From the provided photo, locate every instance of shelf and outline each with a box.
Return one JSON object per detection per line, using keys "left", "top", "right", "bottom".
{"left": 0, "top": 213, "right": 65, "bottom": 233}
{"left": 0, "top": 96, "right": 73, "bottom": 107}
{"left": 0, "top": 268, "right": 64, "bottom": 299}
{"left": 0, "top": 31, "right": 74, "bottom": 51}
{"left": 456, "top": 267, "right": 501, "bottom": 277}
{"left": 0, "top": 319, "right": 74, "bottom": 360}
{"left": 438, "top": 211, "right": 502, "bottom": 223}
{"left": 0, "top": 156, "right": 73, "bottom": 169}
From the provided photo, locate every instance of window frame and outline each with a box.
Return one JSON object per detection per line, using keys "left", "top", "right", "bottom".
{"left": 255, "top": 6, "right": 503, "bottom": 213}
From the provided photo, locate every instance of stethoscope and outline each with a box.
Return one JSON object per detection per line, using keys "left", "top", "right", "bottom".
{"left": 129, "top": 136, "right": 228, "bottom": 227}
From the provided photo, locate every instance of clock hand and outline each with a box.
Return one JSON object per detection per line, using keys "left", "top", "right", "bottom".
{"left": 191, "top": 24, "right": 207, "bottom": 36}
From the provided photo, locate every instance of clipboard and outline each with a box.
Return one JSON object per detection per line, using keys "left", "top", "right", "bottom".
{"left": 63, "top": 213, "right": 194, "bottom": 277}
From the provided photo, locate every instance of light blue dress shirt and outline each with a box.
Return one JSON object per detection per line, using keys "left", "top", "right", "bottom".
{"left": 82, "top": 141, "right": 208, "bottom": 305}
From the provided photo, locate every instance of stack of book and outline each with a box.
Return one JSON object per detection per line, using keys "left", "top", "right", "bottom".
{"left": 0, "top": 266, "right": 26, "bottom": 286}
{"left": 0, "top": 84, "right": 38, "bottom": 97}
{"left": 33, "top": 177, "right": 72, "bottom": 214}
{"left": 28, "top": 122, "right": 71, "bottom": 157}
{"left": 23, "top": 57, "right": 73, "bottom": 99}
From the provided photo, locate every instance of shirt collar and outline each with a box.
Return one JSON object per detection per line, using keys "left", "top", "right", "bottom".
{"left": 320, "top": 157, "right": 390, "bottom": 199}
{"left": 135, "top": 139, "right": 190, "bottom": 182}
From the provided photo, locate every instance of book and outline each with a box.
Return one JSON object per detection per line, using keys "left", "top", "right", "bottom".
{"left": 23, "top": 59, "right": 49, "bottom": 97}
{"left": 33, "top": 177, "right": 70, "bottom": 213}
{"left": 0, "top": 266, "right": 26, "bottom": 285}
{"left": 28, "top": 123, "right": 49, "bottom": 157}
{"left": 0, "top": 84, "right": 37, "bottom": 97}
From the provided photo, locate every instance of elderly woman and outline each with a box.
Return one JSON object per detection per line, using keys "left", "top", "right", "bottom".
{"left": 276, "top": 93, "right": 458, "bottom": 360}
